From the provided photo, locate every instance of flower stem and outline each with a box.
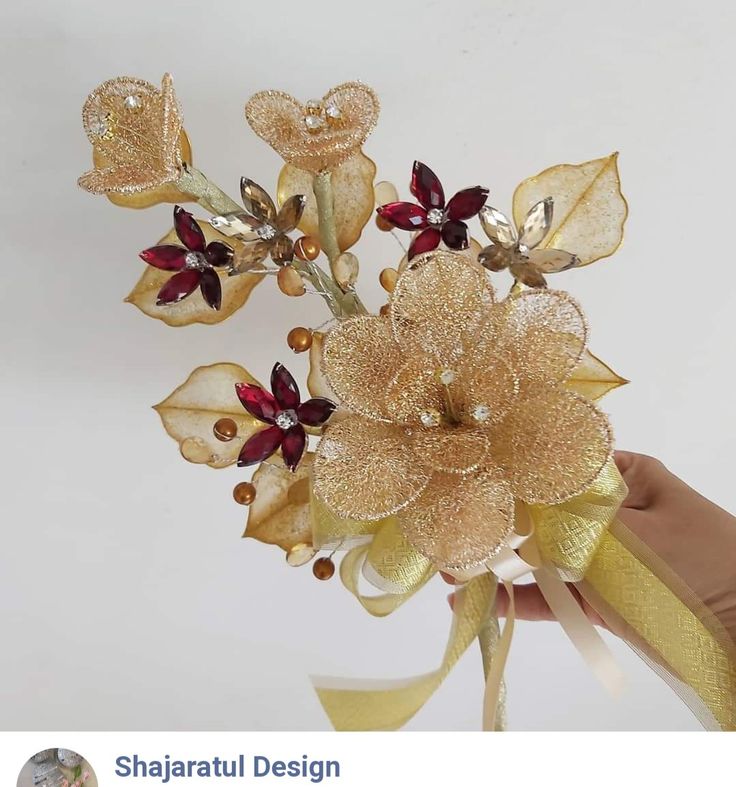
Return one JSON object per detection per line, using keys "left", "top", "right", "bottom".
{"left": 313, "top": 170, "right": 368, "bottom": 317}
{"left": 175, "top": 164, "right": 242, "bottom": 216}
{"left": 176, "top": 164, "right": 365, "bottom": 319}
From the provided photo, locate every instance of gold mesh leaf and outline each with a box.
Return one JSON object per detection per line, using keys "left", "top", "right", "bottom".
{"left": 245, "top": 455, "right": 314, "bottom": 550}
{"left": 277, "top": 153, "right": 377, "bottom": 251}
{"left": 79, "top": 73, "right": 184, "bottom": 197}
{"left": 490, "top": 389, "right": 612, "bottom": 504}
{"left": 321, "top": 315, "right": 403, "bottom": 421}
{"left": 512, "top": 154, "right": 628, "bottom": 267}
{"left": 313, "top": 417, "right": 430, "bottom": 520}
{"left": 245, "top": 82, "right": 379, "bottom": 173}
{"left": 154, "top": 363, "right": 263, "bottom": 468}
{"left": 565, "top": 349, "right": 629, "bottom": 401}
{"left": 399, "top": 470, "right": 514, "bottom": 572}
{"left": 390, "top": 251, "right": 495, "bottom": 365}
{"left": 125, "top": 221, "right": 262, "bottom": 326}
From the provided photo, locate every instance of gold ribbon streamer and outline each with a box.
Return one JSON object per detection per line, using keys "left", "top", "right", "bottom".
{"left": 312, "top": 574, "right": 496, "bottom": 731}
{"left": 482, "top": 580, "right": 515, "bottom": 731}
{"left": 582, "top": 526, "right": 736, "bottom": 730}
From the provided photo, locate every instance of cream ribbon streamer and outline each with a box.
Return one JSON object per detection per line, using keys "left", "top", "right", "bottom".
{"left": 482, "top": 506, "right": 624, "bottom": 725}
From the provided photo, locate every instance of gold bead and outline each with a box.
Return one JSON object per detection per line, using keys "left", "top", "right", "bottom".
{"left": 379, "top": 267, "right": 398, "bottom": 293}
{"left": 312, "top": 556, "right": 335, "bottom": 580}
{"left": 233, "top": 481, "right": 256, "bottom": 505}
{"left": 375, "top": 214, "right": 393, "bottom": 232}
{"left": 379, "top": 303, "right": 391, "bottom": 317}
{"left": 287, "top": 326, "right": 313, "bottom": 353}
{"left": 213, "top": 417, "right": 238, "bottom": 442}
{"left": 277, "top": 266, "right": 306, "bottom": 296}
{"left": 294, "top": 236, "right": 321, "bottom": 262}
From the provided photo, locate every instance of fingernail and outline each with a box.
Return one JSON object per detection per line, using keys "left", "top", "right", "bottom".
{"left": 447, "top": 592, "right": 455, "bottom": 610}
{"left": 440, "top": 571, "right": 456, "bottom": 585}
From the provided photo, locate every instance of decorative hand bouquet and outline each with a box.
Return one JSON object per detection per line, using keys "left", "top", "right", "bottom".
{"left": 78, "top": 75, "right": 736, "bottom": 730}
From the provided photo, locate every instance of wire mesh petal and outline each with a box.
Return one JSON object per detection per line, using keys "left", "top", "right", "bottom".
{"left": 313, "top": 417, "right": 430, "bottom": 520}
{"left": 413, "top": 428, "right": 489, "bottom": 474}
{"left": 399, "top": 469, "right": 514, "bottom": 572}
{"left": 321, "top": 315, "right": 404, "bottom": 421}
{"left": 490, "top": 389, "right": 612, "bottom": 505}
{"left": 390, "top": 250, "right": 495, "bottom": 366}
{"left": 493, "top": 289, "right": 588, "bottom": 393}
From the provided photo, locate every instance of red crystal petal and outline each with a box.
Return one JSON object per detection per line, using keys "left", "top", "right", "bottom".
{"left": 199, "top": 268, "right": 222, "bottom": 310}
{"left": 174, "top": 205, "right": 206, "bottom": 251}
{"left": 139, "top": 245, "right": 187, "bottom": 271}
{"left": 441, "top": 220, "right": 470, "bottom": 250}
{"left": 235, "top": 383, "right": 279, "bottom": 423}
{"left": 281, "top": 424, "right": 306, "bottom": 472}
{"left": 445, "top": 187, "right": 489, "bottom": 221}
{"left": 237, "top": 425, "right": 283, "bottom": 467}
{"left": 376, "top": 202, "right": 428, "bottom": 231}
{"left": 156, "top": 269, "right": 201, "bottom": 305}
{"left": 408, "top": 227, "right": 441, "bottom": 259}
{"left": 297, "top": 397, "right": 336, "bottom": 426}
{"left": 205, "top": 241, "right": 233, "bottom": 267}
{"left": 410, "top": 161, "right": 445, "bottom": 210}
{"left": 270, "top": 363, "right": 300, "bottom": 410}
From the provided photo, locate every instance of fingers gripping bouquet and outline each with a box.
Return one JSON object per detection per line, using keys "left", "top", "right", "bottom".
{"left": 79, "top": 75, "right": 736, "bottom": 730}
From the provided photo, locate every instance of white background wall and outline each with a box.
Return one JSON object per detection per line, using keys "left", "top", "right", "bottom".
{"left": 1, "top": 0, "right": 734, "bottom": 730}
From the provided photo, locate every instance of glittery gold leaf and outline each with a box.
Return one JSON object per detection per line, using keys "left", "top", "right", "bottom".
{"left": 512, "top": 153, "right": 628, "bottom": 266}
{"left": 245, "top": 82, "right": 379, "bottom": 173}
{"left": 79, "top": 74, "right": 188, "bottom": 204}
{"left": 125, "top": 220, "right": 262, "bottom": 326}
{"left": 154, "top": 363, "right": 263, "bottom": 468}
{"left": 565, "top": 349, "right": 629, "bottom": 401}
{"left": 244, "top": 455, "right": 314, "bottom": 551}
{"left": 277, "top": 153, "right": 377, "bottom": 251}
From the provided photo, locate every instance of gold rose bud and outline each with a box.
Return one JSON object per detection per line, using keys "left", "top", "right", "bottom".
{"left": 78, "top": 73, "right": 192, "bottom": 209}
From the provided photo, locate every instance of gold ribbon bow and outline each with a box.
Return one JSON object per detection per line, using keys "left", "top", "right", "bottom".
{"left": 310, "top": 459, "right": 736, "bottom": 730}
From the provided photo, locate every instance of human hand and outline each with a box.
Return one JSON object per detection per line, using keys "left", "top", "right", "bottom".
{"left": 445, "top": 451, "right": 736, "bottom": 645}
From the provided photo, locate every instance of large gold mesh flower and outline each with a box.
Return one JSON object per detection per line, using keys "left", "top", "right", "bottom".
{"left": 312, "top": 251, "right": 612, "bottom": 572}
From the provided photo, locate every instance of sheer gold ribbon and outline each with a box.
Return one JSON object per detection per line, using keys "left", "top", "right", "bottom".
{"left": 310, "top": 459, "right": 736, "bottom": 730}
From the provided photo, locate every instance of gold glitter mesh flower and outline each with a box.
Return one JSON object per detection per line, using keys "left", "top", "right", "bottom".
{"left": 245, "top": 82, "right": 379, "bottom": 173}
{"left": 78, "top": 73, "right": 187, "bottom": 197}
{"left": 312, "top": 251, "right": 612, "bottom": 572}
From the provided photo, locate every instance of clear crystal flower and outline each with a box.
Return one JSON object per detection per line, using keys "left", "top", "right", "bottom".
{"left": 478, "top": 198, "right": 579, "bottom": 287}
{"left": 210, "top": 178, "right": 306, "bottom": 274}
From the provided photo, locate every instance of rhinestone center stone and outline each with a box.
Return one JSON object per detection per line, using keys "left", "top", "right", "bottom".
{"left": 184, "top": 251, "right": 207, "bottom": 270}
{"left": 276, "top": 409, "right": 299, "bottom": 430}
{"left": 472, "top": 404, "right": 491, "bottom": 423}
{"left": 257, "top": 224, "right": 277, "bottom": 241}
{"left": 427, "top": 208, "right": 445, "bottom": 226}
{"left": 123, "top": 94, "right": 142, "bottom": 111}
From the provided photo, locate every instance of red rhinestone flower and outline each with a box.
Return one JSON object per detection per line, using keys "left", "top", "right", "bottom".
{"left": 376, "top": 161, "right": 489, "bottom": 259}
{"left": 235, "top": 363, "right": 336, "bottom": 472}
{"left": 139, "top": 206, "right": 234, "bottom": 310}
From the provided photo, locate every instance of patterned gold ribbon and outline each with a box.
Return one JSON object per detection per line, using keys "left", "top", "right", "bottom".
{"left": 310, "top": 459, "right": 736, "bottom": 730}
